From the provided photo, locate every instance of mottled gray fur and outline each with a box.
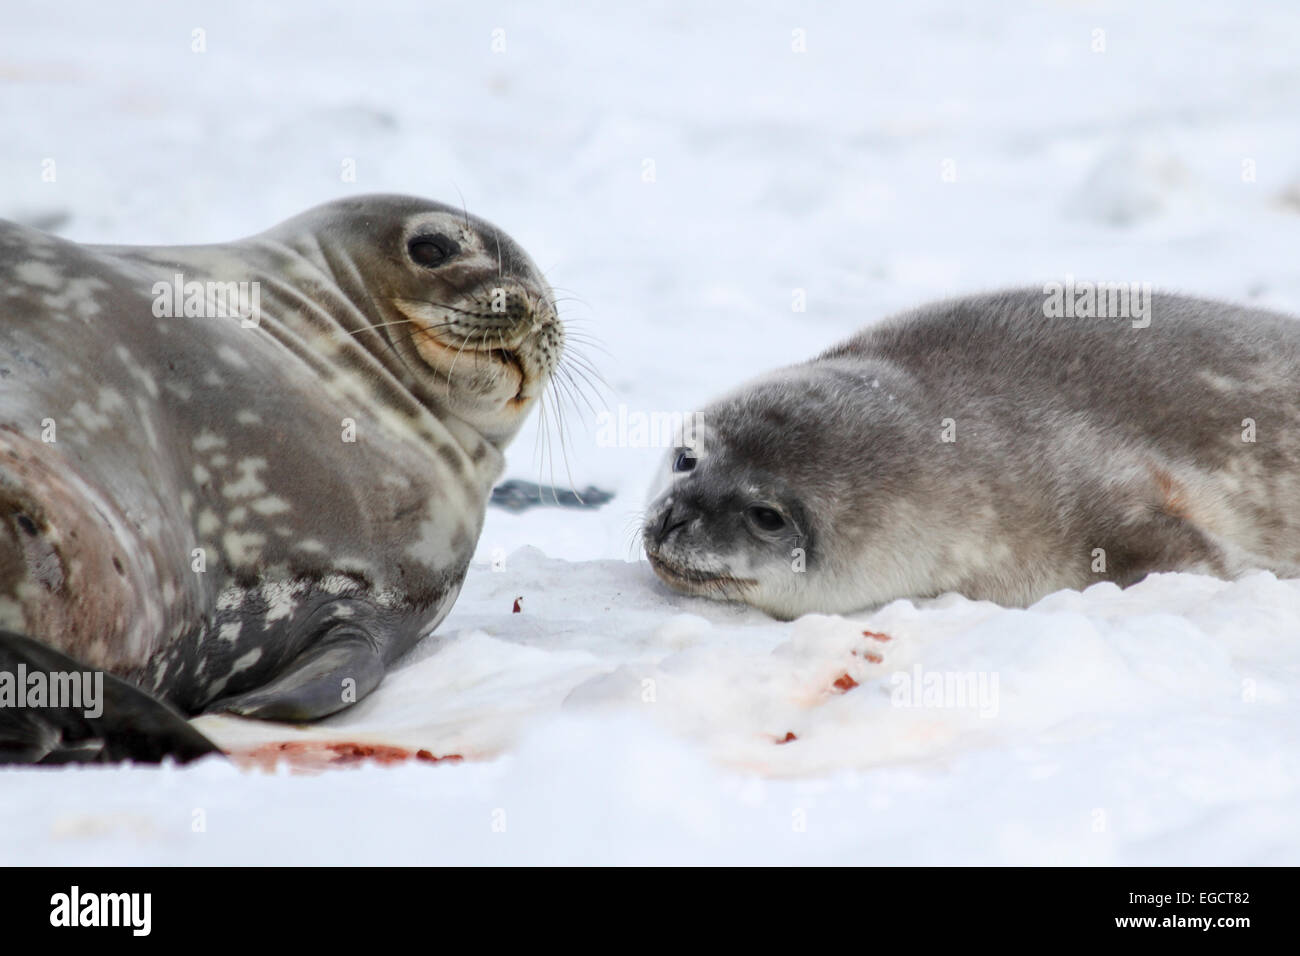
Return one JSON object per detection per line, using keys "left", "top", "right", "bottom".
{"left": 0, "top": 194, "right": 561, "bottom": 720}
{"left": 644, "top": 289, "right": 1300, "bottom": 618}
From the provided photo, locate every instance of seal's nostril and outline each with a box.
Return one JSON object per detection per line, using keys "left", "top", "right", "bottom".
{"left": 655, "top": 504, "right": 691, "bottom": 546}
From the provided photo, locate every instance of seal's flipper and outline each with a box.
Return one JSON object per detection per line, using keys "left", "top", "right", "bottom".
{"left": 209, "top": 626, "right": 385, "bottom": 722}
{"left": 0, "top": 631, "right": 221, "bottom": 766}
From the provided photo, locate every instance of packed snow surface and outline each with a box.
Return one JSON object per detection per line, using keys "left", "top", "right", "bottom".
{"left": 3, "top": 0, "right": 1300, "bottom": 864}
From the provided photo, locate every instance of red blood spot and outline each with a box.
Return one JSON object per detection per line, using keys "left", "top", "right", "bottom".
{"left": 832, "top": 673, "right": 859, "bottom": 693}
{"left": 512, "top": 597, "right": 523, "bottom": 613}
{"left": 229, "top": 741, "right": 464, "bottom": 773}
{"left": 775, "top": 732, "right": 798, "bottom": 744}
{"left": 416, "top": 749, "right": 461, "bottom": 764}
{"left": 863, "top": 630, "right": 892, "bottom": 642}
{"left": 863, "top": 652, "right": 883, "bottom": 664}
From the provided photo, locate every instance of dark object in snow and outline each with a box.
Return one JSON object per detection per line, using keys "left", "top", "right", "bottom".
{"left": 490, "top": 479, "right": 615, "bottom": 512}
{"left": 512, "top": 597, "right": 523, "bottom": 613}
{"left": 0, "top": 630, "right": 221, "bottom": 766}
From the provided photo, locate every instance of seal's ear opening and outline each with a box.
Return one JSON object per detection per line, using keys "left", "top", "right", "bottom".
{"left": 0, "top": 631, "right": 221, "bottom": 766}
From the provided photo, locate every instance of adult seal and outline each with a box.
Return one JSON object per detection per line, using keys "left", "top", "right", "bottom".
{"left": 0, "top": 194, "right": 564, "bottom": 763}
{"left": 643, "top": 288, "right": 1300, "bottom": 619}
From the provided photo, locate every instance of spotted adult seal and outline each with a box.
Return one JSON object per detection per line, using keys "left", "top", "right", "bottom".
{"left": 643, "top": 288, "right": 1300, "bottom": 619}
{"left": 0, "top": 194, "right": 562, "bottom": 762}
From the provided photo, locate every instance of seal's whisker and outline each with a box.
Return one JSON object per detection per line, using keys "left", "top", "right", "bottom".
{"left": 555, "top": 320, "right": 600, "bottom": 339}
{"left": 526, "top": 330, "right": 560, "bottom": 503}
{"left": 538, "top": 369, "right": 571, "bottom": 500}
{"left": 453, "top": 183, "right": 471, "bottom": 232}
{"left": 443, "top": 322, "right": 478, "bottom": 394}
{"left": 627, "top": 533, "right": 646, "bottom": 562}
{"left": 550, "top": 366, "right": 594, "bottom": 424}
{"left": 530, "top": 384, "right": 548, "bottom": 483}
{"left": 559, "top": 341, "right": 607, "bottom": 374}
{"left": 550, "top": 388, "right": 583, "bottom": 504}
{"left": 562, "top": 367, "right": 606, "bottom": 422}
{"left": 557, "top": 355, "right": 610, "bottom": 406}
{"left": 388, "top": 321, "right": 505, "bottom": 358}
{"left": 559, "top": 334, "right": 614, "bottom": 360}
{"left": 533, "top": 391, "right": 561, "bottom": 504}
{"left": 555, "top": 365, "right": 602, "bottom": 418}
{"left": 381, "top": 319, "right": 465, "bottom": 343}
{"left": 474, "top": 328, "right": 488, "bottom": 369}
{"left": 344, "top": 318, "right": 416, "bottom": 335}
{"left": 558, "top": 349, "right": 610, "bottom": 391}
{"left": 555, "top": 319, "right": 603, "bottom": 339}
{"left": 545, "top": 375, "right": 589, "bottom": 504}
{"left": 558, "top": 327, "right": 607, "bottom": 344}
{"left": 543, "top": 284, "right": 590, "bottom": 307}
{"left": 392, "top": 297, "right": 530, "bottom": 324}
{"left": 622, "top": 509, "right": 649, "bottom": 560}
{"left": 547, "top": 296, "right": 594, "bottom": 316}
{"left": 537, "top": 376, "right": 576, "bottom": 505}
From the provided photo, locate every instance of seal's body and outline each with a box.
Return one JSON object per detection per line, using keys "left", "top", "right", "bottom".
{"left": 0, "top": 195, "right": 562, "bottom": 759}
{"left": 643, "top": 289, "right": 1300, "bottom": 618}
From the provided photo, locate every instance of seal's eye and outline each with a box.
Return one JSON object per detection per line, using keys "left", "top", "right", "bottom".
{"left": 408, "top": 234, "right": 460, "bottom": 268}
{"left": 746, "top": 505, "right": 785, "bottom": 533}
{"left": 673, "top": 451, "right": 697, "bottom": 473}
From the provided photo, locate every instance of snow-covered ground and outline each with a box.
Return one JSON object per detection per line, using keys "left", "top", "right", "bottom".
{"left": 4, "top": 0, "right": 1300, "bottom": 864}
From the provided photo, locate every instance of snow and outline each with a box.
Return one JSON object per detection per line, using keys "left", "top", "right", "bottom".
{"left": 4, "top": 0, "right": 1300, "bottom": 864}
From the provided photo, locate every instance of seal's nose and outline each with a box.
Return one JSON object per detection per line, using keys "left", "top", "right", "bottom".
{"left": 652, "top": 499, "right": 693, "bottom": 547}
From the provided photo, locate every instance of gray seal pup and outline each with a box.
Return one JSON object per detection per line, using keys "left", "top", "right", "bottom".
{"left": 643, "top": 288, "right": 1300, "bottom": 619}
{"left": 0, "top": 194, "right": 563, "bottom": 762}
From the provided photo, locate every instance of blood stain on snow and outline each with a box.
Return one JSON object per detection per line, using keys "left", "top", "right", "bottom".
{"left": 228, "top": 741, "right": 464, "bottom": 773}
{"left": 852, "top": 650, "right": 884, "bottom": 664}
{"left": 849, "top": 629, "right": 891, "bottom": 664}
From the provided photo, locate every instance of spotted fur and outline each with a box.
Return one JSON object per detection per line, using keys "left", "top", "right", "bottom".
{"left": 0, "top": 195, "right": 561, "bottom": 720}
{"left": 644, "top": 289, "right": 1300, "bottom": 618}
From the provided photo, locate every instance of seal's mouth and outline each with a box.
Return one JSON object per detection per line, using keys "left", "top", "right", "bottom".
{"left": 405, "top": 323, "right": 531, "bottom": 398}
{"left": 646, "top": 552, "right": 757, "bottom": 593}
{"left": 387, "top": 293, "right": 562, "bottom": 412}
{"left": 488, "top": 346, "right": 524, "bottom": 381}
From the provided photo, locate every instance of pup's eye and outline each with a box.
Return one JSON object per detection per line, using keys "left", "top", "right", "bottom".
{"left": 746, "top": 505, "right": 785, "bottom": 532}
{"left": 408, "top": 234, "right": 460, "bottom": 268}
{"left": 673, "top": 452, "right": 697, "bottom": 473}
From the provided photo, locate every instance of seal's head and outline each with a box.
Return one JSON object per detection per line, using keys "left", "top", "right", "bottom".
{"left": 642, "top": 359, "right": 923, "bottom": 619}
{"left": 265, "top": 194, "right": 563, "bottom": 447}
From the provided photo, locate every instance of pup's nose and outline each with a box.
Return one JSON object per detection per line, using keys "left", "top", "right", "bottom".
{"left": 652, "top": 499, "right": 693, "bottom": 547}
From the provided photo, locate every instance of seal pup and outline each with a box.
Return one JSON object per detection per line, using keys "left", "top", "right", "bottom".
{"left": 0, "top": 194, "right": 563, "bottom": 762}
{"left": 643, "top": 288, "right": 1300, "bottom": 619}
